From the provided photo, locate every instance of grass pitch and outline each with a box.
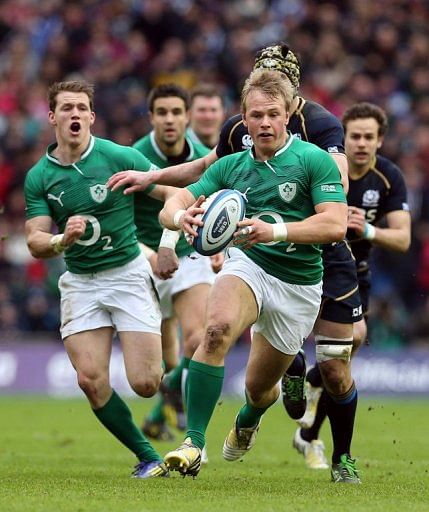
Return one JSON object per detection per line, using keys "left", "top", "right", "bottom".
{"left": 0, "top": 395, "right": 428, "bottom": 512}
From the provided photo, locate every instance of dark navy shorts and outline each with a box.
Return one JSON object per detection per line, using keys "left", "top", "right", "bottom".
{"left": 319, "top": 241, "right": 363, "bottom": 324}
{"left": 356, "top": 260, "right": 371, "bottom": 316}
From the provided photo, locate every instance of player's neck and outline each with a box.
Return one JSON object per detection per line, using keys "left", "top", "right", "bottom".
{"left": 53, "top": 135, "right": 92, "bottom": 165}
{"left": 348, "top": 163, "right": 371, "bottom": 179}
{"left": 157, "top": 136, "right": 186, "bottom": 158}
{"left": 195, "top": 131, "right": 217, "bottom": 149}
{"left": 253, "top": 133, "right": 289, "bottom": 161}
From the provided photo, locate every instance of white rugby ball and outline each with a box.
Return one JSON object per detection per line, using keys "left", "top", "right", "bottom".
{"left": 192, "top": 189, "right": 246, "bottom": 256}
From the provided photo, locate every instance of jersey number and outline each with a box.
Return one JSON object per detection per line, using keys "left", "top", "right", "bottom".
{"left": 75, "top": 215, "right": 113, "bottom": 250}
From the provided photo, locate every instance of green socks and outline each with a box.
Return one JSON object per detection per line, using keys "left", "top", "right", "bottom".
{"left": 146, "top": 395, "right": 165, "bottom": 423}
{"left": 93, "top": 390, "right": 160, "bottom": 462}
{"left": 186, "top": 360, "right": 224, "bottom": 449}
{"left": 236, "top": 393, "right": 276, "bottom": 428}
{"left": 165, "top": 357, "right": 191, "bottom": 391}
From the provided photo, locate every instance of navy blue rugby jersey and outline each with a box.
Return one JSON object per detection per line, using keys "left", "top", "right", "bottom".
{"left": 216, "top": 97, "right": 345, "bottom": 157}
{"left": 347, "top": 154, "right": 409, "bottom": 263}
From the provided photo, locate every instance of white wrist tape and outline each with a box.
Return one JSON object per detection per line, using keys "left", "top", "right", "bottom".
{"left": 363, "top": 223, "right": 376, "bottom": 240}
{"left": 138, "top": 242, "right": 155, "bottom": 259}
{"left": 50, "top": 234, "right": 66, "bottom": 254}
{"left": 272, "top": 223, "right": 288, "bottom": 242}
{"left": 159, "top": 229, "right": 180, "bottom": 250}
{"left": 173, "top": 209, "right": 186, "bottom": 228}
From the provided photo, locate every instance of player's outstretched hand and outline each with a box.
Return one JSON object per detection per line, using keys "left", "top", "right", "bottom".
{"left": 347, "top": 206, "right": 366, "bottom": 237}
{"left": 106, "top": 170, "right": 156, "bottom": 194}
{"left": 233, "top": 218, "right": 275, "bottom": 249}
{"left": 179, "top": 196, "right": 206, "bottom": 238}
{"left": 157, "top": 247, "right": 179, "bottom": 280}
{"left": 63, "top": 215, "right": 87, "bottom": 246}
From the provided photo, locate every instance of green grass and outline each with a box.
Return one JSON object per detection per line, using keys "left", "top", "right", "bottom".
{"left": 0, "top": 396, "right": 428, "bottom": 512}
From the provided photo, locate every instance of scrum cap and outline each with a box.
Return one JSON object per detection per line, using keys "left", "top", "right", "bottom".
{"left": 253, "top": 42, "right": 300, "bottom": 96}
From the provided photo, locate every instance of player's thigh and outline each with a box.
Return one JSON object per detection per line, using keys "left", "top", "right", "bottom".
{"left": 161, "top": 317, "right": 180, "bottom": 371}
{"left": 64, "top": 327, "right": 113, "bottom": 378}
{"left": 120, "top": 331, "right": 163, "bottom": 383}
{"left": 173, "top": 283, "right": 211, "bottom": 337}
{"left": 313, "top": 317, "right": 353, "bottom": 339}
{"left": 353, "top": 318, "right": 367, "bottom": 352}
{"left": 59, "top": 272, "right": 114, "bottom": 339}
{"left": 206, "top": 274, "right": 258, "bottom": 344}
{"left": 246, "top": 331, "right": 295, "bottom": 393}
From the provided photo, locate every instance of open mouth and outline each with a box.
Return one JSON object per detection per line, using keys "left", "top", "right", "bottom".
{"left": 70, "top": 122, "right": 81, "bottom": 135}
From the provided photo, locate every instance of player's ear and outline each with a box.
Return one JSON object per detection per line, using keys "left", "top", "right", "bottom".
{"left": 285, "top": 110, "right": 290, "bottom": 127}
{"left": 48, "top": 111, "right": 56, "bottom": 126}
{"left": 90, "top": 111, "right": 96, "bottom": 126}
{"left": 242, "top": 112, "right": 248, "bottom": 127}
{"left": 377, "top": 136, "right": 383, "bottom": 148}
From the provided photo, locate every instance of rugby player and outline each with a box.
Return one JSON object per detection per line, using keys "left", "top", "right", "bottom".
{"left": 295, "top": 102, "right": 411, "bottom": 482}
{"left": 24, "top": 81, "right": 174, "bottom": 479}
{"left": 160, "top": 69, "right": 348, "bottom": 478}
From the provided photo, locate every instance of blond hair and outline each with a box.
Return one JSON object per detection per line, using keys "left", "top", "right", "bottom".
{"left": 241, "top": 69, "right": 293, "bottom": 114}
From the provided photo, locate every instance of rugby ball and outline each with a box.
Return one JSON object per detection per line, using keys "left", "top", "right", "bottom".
{"left": 192, "top": 189, "right": 246, "bottom": 256}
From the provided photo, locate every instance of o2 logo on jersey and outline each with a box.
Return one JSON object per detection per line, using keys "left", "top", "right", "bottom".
{"left": 90, "top": 184, "right": 108, "bottom": 204}
{"left": 75, "top": 214, "right": 113, "bottom": 250}
{"left": 362, "top": 189, "right": 380, "bottom": 207}
{"left": 242, "top": 134, "right": 253, "bottom": 149}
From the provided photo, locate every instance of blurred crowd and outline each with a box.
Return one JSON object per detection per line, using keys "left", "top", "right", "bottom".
{"left": 0, "top": 0, "right": 429, "bottom": 347}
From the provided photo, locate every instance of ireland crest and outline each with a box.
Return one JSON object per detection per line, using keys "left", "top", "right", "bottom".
{"left": 90, "top": 184, "right": 108, "bottom": 204}
{"left": 279, "top": 182, "right": 296, "bottom": 202}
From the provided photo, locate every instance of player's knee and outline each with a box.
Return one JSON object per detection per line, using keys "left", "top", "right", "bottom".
{"left": 130, "top": 375, "right": 160, "bottom": 398}
{"left": 202, "top": 322, "right": 231, "bottom": 355}
{"left": 316, "top": 336, "right": 353, "bottom": 394}
{"left": 244, "top": 383, "right": 265, "bottom": 405}
{"left": 77, "top": 371, "right": 109, "bottom": 400}
{"left": 319, "top": 361, "right": 348, "bottom": 394}
{"left": 183, "top": 329, "right": 204, "bottom": 356}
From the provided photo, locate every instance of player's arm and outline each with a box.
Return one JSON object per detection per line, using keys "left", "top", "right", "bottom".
{"left": 331, "top": 153, "right": 349, "bottom": 194}
{"left": 26, "top": 215, "right": 87, "bottom": 258}
{"left": 234, "top": 201, "right": 347, "bottom": 248}
{"left": 160, "top": 157, "right": 225, "bottom": 236}
{"left": 107, "top": 149, "right": 218, "bottom": 193}
{"left": 159, "top": 188, "right": 206, "bottom": 236}
{"left": 348, "top": 206, "right": 411, "bottom": 252}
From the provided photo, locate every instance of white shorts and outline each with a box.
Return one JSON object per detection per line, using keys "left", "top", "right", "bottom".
{"left": 155, "top": 252, "right": 216, "bottom": 319}
{"left": 219, "top": 248, "right": 322, "bottom": 355}
{"left": 58, "top": 254, "right": 161, "bottom": 339}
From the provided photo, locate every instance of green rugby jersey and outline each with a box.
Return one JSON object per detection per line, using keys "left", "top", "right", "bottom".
{"left": 24, "top": 136, "right": 156, "bottom": 274}
{"left": 133, "top": 132, "right": 210, "bottom": 257}
{"left": 187, "top": 135, "right": 346, "bottom": 285}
